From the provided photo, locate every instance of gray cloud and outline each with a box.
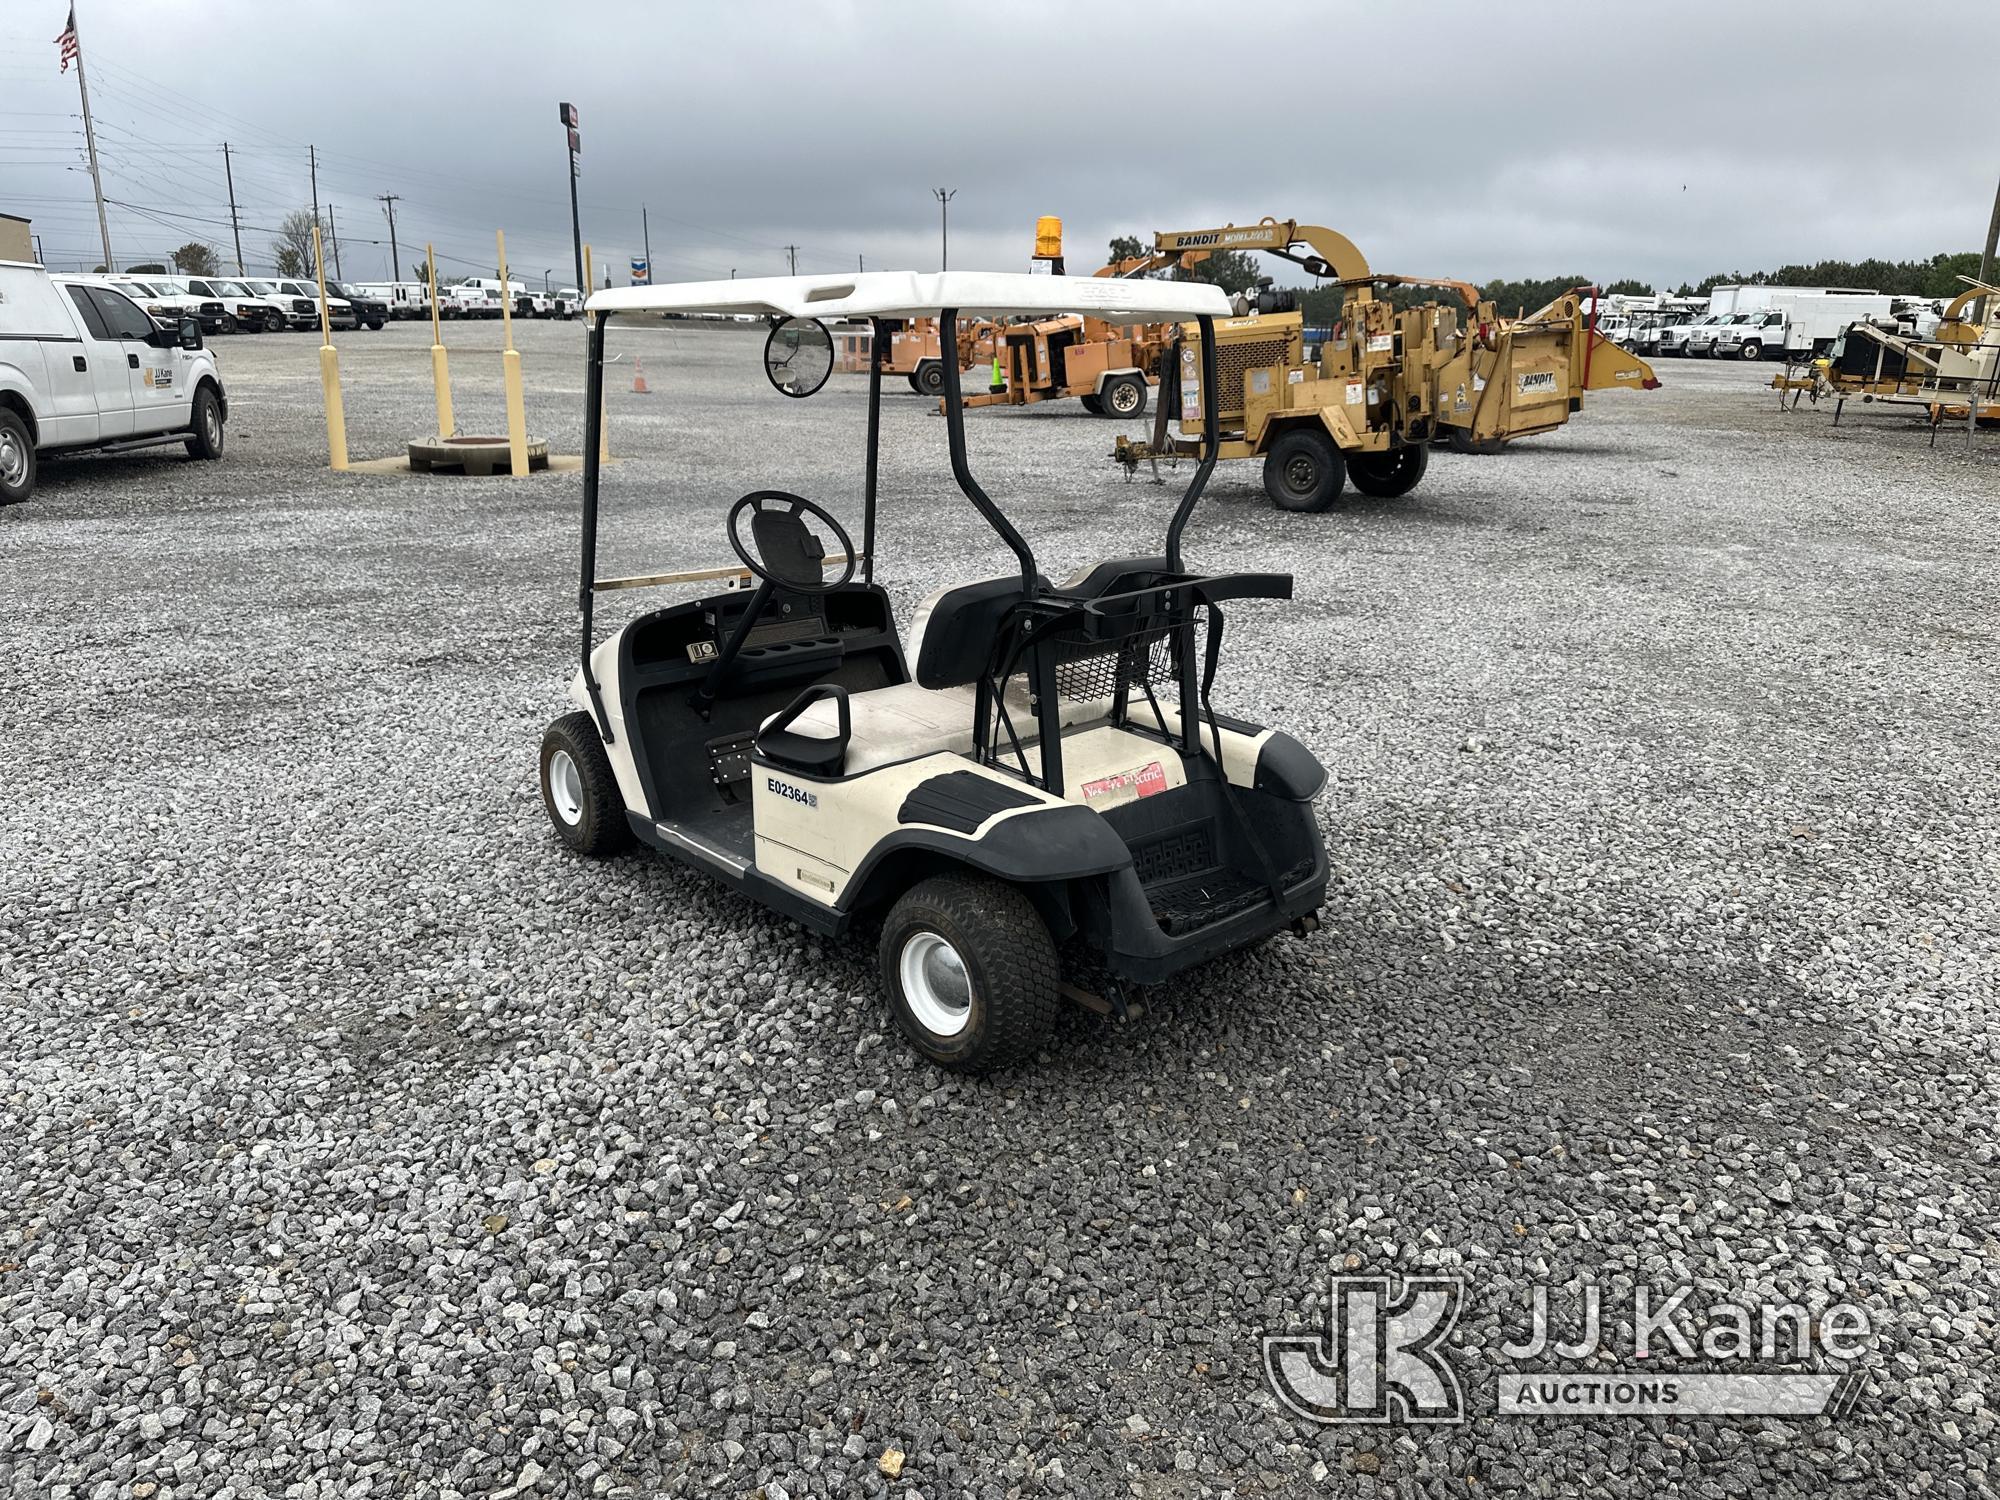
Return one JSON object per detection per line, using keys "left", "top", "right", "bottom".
{"left": 6, "top": 0, "right": 1996, "bottom": 289}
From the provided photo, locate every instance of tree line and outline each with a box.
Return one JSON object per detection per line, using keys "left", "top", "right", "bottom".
{"left": 1104, "top": 236, "right": 1986, "bottom": 324}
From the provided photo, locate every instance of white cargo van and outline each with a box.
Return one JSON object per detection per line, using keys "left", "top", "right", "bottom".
{"left": 0, "top": 262, "right": 227, "bottom": 504}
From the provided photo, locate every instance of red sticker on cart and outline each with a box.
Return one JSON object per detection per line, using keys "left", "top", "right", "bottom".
{"left": 1083, "top": 761, "right": 1167, "bottom": 802}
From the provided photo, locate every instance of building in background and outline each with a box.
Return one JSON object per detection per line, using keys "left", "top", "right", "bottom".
{"left": 0, "top": 213, "right": 33, "bottom": 263}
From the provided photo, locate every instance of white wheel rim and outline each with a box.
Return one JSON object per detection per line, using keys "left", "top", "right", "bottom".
{"left": 899, "top": 930, "right": 972, "bottom": 1038}
{"left": 548, "top": 749, "right": 585, "bottom": 826}
{"left": 1111, "top": 382, "right": 1139, "bottom": 412}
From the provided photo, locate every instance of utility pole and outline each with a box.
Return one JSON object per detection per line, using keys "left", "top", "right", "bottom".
{"left": 222, "top": 142, "right": 245, "bottom": 274}
{"left": 66, "top": 3, "right": 112, "bottom": 270}
{"left": 786, "top": 245, "right": 798, "bottom": 275}
{"left": 932, "top": 188, "right": 956, "bottom": 272}
{"left": 641, "top": 205, "right": 652, "bottom": 284}
{"left": 1976, "top": 169, "right": 2000, "bottom": 325}
{"left": 378, "top": 193, "right": 401, "bottom": 283}
{"left": 327, "top": 202, "right": 344, "bottom": 279}
{"left": 858, "top": 253, "right": 864, "bottom": 272}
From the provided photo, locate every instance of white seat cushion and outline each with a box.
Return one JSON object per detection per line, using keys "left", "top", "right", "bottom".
{"left": 767, "top": 680, "right": 1110, "bottom": 775}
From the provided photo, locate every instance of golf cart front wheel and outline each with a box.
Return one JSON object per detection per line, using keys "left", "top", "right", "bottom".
{"left": 880, "top": 874, "right": 1058, "bottom": 1073}
{"left": 1347, "top": 443, "right": 1428, "bottom": 498}
{"left": 1263, "top": 428, "right": 1346, "bottom": 512}
{"left": 540, "top": 711, "right": 633, "bottom": 857}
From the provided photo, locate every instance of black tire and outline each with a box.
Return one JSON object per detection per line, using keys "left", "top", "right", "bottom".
{"left": 906, "top": 371, "right": 923, "bottom": 394}
{"left": 1346, "top": 443, "right": 1428, "bottom": 498}
{"left": 914, "top": 360, "right": 946, "bottom": 397}
{"left": 539, "top": 711, "right": 633, "bottom": 857}
{"left": 263, "top": 309, "right": 286, "bottom": 333}
{"left": 1739, "top": 341, "right": 1762, "bottom": 361}
{"left": 1079, "top": 394, "right": 1104, "bottom": 415}
{"left": 1262, "top": 428, "right": 1346, "bottom": 512}
{"left": 218, "top": 313, "right": 238, "bottom": 336}
{"left": 368, "top": 319, "right": 385, "bottom": 331}
{"left": 0, "top": 407, "right": 35, "bottom": 505}
{"left": 183, "top": 384, "right": 224, "bottom": 461}
{"left": 1445, "top": 427, "right": 1508, "bottom": 456}
{"left": 1099, "top": 373, "right": 1147, "bottom": 419}
{"left": 880, "top": 874, "right": 1058, "bottom": 1073}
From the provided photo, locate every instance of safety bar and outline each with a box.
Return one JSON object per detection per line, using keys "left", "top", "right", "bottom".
{"left": 592, "top": 554, "right": 866, "bottom": 593}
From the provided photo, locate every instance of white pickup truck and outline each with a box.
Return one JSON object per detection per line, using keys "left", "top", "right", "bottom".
{"left": 0, "top": 261, "right": 227, "bottom": 505}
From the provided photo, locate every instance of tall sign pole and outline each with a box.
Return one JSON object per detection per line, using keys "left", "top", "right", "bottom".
{"left": 560, "top": 102, "right": 584, "bottom": 294}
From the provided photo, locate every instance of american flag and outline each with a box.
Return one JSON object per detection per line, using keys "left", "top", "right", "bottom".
{"left": 55, "top": 8, "right": 78, "bottom": 72}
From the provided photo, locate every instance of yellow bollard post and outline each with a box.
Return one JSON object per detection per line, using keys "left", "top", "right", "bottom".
{"left": 426, "top": 242, "right": 453, "bottom": 438}
{"left": 314, "top": 225, "right": 348, "bottom": 470}
{"left": 585, "top": 243, "right": 609, "bottom": 464}
{"left": 496, "top": 230, "right": 529, "bottom": 476}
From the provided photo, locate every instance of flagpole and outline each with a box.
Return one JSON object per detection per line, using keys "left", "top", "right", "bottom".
{"left": 68, "top": 3, "right": 113, "bottom": 271}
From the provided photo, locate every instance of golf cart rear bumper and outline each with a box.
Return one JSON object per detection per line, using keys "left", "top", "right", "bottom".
{"left": 1092, "top": 843, "right": 1328, "bottom": 985}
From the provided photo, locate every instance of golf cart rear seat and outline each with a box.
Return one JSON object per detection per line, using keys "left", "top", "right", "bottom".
{"left": 759, "top": 571, "right": 1115, "bottom": 775}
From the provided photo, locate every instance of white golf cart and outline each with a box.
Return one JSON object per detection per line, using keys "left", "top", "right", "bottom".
{"left": 542, "top": 272, "right": 1329, "bottom": 1072}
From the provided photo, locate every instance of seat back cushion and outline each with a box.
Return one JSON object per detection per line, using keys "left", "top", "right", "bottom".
{"left": 910, "top": 572, "right": 1048, "bottom": 689}
{"left": 1057, "top": 555, "right": 1174, "bottom": 599}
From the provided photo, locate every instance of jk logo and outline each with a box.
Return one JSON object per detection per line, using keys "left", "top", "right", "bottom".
{"left": 1263, "top": 1275, "right": 1465, "bottom": 1424}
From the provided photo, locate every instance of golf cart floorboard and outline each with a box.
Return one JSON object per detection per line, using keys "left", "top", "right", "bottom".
{"left": 1143, "top": 858, "right": 1315, "bottom": 935}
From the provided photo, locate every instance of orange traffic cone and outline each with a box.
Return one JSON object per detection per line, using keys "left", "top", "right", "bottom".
{"left": 632, "top": 358, "right": 650, "bottom": 395}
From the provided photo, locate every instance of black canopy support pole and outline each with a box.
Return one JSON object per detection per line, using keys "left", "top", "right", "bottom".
{"left": 863, "top": 316, "right": 885, "bottom": 586}
{"left": 579, "top": 311, "right": 613, "bottom": 740}
{"left": 940, "top": 308, "right": 1038, "bottom": 592}
{"left": 1165, "top": 313, "right": 1222, "bottom": 573}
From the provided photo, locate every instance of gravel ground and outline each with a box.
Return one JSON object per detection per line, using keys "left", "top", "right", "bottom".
{"left": 2, "top": 318, "right": 1996, "bottom": 1498}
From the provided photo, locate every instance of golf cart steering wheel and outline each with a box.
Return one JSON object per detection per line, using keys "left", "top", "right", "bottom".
{"left": 727, "top": 490, "right": 856, "bottom": 596}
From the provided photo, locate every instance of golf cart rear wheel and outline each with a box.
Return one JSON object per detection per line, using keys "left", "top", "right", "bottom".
{"left": 880, "top": 874, "right": 1058, "bottom": 1074}
{"left": 1347, "top": 443, "right": 1428, "bottom": 498}
{"left": 914, "top": 360, "right": 946, "bottom": 397}
{"left": 1263, "top": 428, "right": 1346, "bottom": 512}
{"left": 1100, "top": 374, "right": 1147, "bottom": 418}
{"left": 540, "top": 711, "right": 633, "bottom": 857}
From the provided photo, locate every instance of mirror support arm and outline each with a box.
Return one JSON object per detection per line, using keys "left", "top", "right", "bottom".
{"left": 939, "top": 308, "right": 1037, "bottom": 593}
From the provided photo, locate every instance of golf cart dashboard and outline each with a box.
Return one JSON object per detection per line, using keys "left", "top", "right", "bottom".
{"left": 623, "top": 584, "right": 900, "bottom": 687}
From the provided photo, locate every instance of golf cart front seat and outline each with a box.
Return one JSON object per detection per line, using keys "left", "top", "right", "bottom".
{"left": 756, "top": 572, "right": 1107, "bottom": 776}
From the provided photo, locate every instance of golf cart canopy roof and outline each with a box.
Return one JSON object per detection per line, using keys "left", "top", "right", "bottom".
{"left": 586, "top": 270, "right": 1234, "bottom": 323}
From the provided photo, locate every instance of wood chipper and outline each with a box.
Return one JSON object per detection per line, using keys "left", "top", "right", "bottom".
{"left": 833, "top": 316, "right": 998, "bottom": 395}
{"left": 1106, "top": 218, "right": 1659, "bottom": 508}
{"left": 952, "top": 218, "right": 1175, "bottom": 420}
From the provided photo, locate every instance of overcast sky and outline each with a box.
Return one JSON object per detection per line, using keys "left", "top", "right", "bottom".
{"left": 5, "top": 0, "right": 1997, "bottom": 290}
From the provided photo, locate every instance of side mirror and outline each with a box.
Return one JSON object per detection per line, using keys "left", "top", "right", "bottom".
{"left": 178, "top": 316, "right": 203, "bottom": 351}
{"left": 763, "top": 316, "right": 833, "bottom": 398}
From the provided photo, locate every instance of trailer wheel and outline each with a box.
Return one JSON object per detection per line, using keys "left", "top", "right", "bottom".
{"left": 880, "top": 874, "right": 1059, "bottom": 1073}
{"left": 1080, "top": 394, "right": 1104, "bottom": 414}
{"left": 1445, "top": 428, "right": 1508, "bottom": 456}
{"left": 183, "top": 385, "right": 224, "bottom": 461}
{"left": 915, "top": 360, "right": 946, "bottom": 397}
{"left": 1100, "top": 374, "right": 1147, "bottom": 418}
{"left": 540, "top": 712, "right": 634, "bottom": 858}
{"left": 906, "top": 371, "right": 923, "bottom": 394}
{"left": 1263, "top": 428, "right": 1346, "bottom": 512}
{"left": 1347, "top": 443, "right": 1428, "bottom": 498}
{"left": 0, "top": 407, "right": 35, "bottom": 505}
{"left": 263, "top": 309, "right": 286, "bottom": 333}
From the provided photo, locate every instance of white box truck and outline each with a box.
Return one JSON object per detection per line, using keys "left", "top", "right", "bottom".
{"left": 1712, "top": 289, "right": 1895, "bottom": 361}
